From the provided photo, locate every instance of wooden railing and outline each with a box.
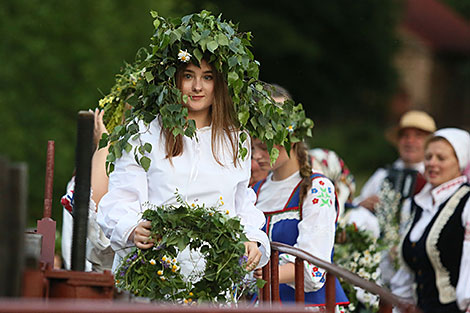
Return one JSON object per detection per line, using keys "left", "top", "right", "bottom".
{"left": 260, "top": 242, "right": 421, "bottom": 313}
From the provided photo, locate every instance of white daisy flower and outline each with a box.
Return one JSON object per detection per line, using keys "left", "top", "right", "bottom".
{"left": 178, "top": 49, "right": 191, "bottom": 63}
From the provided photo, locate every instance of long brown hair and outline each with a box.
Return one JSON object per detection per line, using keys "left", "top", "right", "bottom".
{"left": 162, "top": 59, "right": 239, "bottom": 165}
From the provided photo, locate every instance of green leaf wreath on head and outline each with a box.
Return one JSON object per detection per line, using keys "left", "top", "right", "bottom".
{"left": 99, "top": 10, "right": 314, "bottom": 172}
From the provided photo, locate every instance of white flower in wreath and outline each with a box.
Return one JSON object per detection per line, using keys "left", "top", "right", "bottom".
{"left": 178, "top": 49, "right": 191, "bottom": 63}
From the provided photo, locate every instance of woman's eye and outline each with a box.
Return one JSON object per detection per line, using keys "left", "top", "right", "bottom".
{"left": 204, "top": 75, "right": 213, "bottom": 80}
{"left": 184, "top": 73, "right": 192, "bottom": 79}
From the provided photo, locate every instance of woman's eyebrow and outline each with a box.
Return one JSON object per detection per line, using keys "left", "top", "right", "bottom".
{"left": 183, "top": 69, "right": 213, "bottom": 74}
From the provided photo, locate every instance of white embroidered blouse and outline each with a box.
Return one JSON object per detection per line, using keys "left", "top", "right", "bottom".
{"left": 97, "top": 118, "right": 270, "bottom": 271}
{"left": 255, "top": 171, "right": 337, "bottom": 292}
{"left": 391, "top": 175, "right": 470, "bottom": 311}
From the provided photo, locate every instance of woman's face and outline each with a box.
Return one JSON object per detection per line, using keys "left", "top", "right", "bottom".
{"left": 180, "top": 60, "right": 215, "bottom": 123}
{"left": 252, "top": 138, "right": 289, "bottom": 173}
{"left": 424, "top": 139, "right": 461, "bottom": 188}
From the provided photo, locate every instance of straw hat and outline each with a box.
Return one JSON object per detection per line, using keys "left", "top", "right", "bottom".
{"left": 386, "top": 110, "right": 436, "bottom": 144}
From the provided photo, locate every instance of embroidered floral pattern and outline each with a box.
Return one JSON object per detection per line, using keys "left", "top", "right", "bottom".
{"left": 311, "top": 180, "right": 332, "bottom": 207}
{"left": 61, "top": 190, "right": 74, "bottom": 214}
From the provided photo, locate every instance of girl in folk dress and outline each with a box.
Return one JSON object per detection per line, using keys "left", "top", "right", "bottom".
{"left": 252, "top": 86, "right": 348, "bottom": 309}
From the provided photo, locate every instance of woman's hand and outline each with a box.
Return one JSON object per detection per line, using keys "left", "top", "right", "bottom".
{"left": 244, "top": 241, "right": 262, "bottom": 271}
{"left": 92, "top": 108, "right": 108, "bottom": 149}
{"left": 253, "top": 268, "right": 263, "bottom": 279}
{"left": 358, "top": 195, "right": 380, "bottom": 212}
{"left": 132, "top": 220, "right": 155, "bottom": 249}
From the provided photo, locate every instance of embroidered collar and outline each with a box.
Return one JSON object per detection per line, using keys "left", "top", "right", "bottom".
{"left": 415, "top": 176, "right": 468, "bottom": 210}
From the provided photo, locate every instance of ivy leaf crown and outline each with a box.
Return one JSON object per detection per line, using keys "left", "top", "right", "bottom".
{"left": 99, "top": 10, "right": 314, "bottom": 172}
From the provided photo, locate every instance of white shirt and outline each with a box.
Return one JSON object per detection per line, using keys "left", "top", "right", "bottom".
{"left": 97, "top": 119, "right": 270, "bottom": 272}
{"left": 255, "top": 171, "right": 337, "bottom": 292}
{"left": 391, "top": 176, "right": 470, "bottom": 311}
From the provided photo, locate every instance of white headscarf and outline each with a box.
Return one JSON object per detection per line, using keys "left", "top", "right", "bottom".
{"left": 434, "top": 128, "right": 470, "bottom": 172}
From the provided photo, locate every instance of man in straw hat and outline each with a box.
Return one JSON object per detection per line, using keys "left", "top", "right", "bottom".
{"left": 354, "top": 110, "right": 436, "bottom": 211}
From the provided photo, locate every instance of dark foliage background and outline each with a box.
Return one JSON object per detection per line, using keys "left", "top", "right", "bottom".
{"left": 3, "top": 0, "right": 464, "bottom": 226}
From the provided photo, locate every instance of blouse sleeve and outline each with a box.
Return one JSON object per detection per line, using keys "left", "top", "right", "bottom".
{"left": 279, "top": 176, "right": 337, "bottom": 292}
{"left": 457, "top": 197, "right": 470, "bottom": 311}
{"left": 97, "top": 132, "right": 149, "bottom": 258}
{"left": 233, "top": 138, "right": 270, "bottom": 268}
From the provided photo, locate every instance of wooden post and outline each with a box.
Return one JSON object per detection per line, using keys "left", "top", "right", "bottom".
{"left": 71, "top": 111, "right": 94, "bottom": 271}
{"left": 0, "top": 159, "right": 28, "bottom": 297}
{"left": 261, "top": 260, "right": 271, "bottom": 304}
{"left": 8, "top": 163, "right": 28, "bottom": 297}
{"left": 270, "top": 250, "right": 280, "bottom": 302}
{"left": 0, "top": 157, "right": 11, "bottom": 297}
{"left": 37, "top": 141, "right": 56, "bottom": 268}
{"left": 325, "top": 272, "right": 336, "bottom": 313}
{"left": 294, "top": 257, "right": 304, "bottom": 303}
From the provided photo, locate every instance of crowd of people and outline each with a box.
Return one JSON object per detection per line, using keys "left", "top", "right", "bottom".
{"left": 56, "top": 11, "right": 470, "bottom": 313}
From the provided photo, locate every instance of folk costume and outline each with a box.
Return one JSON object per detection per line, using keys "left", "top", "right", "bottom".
{"left": 252, "top": 171, "right": 349, "bottom": 307}
{"left": 391, "top": 128, "right": 470, "bottom": 312}
{"left": 97, "top": 119, "right": 270, "bottom": 273}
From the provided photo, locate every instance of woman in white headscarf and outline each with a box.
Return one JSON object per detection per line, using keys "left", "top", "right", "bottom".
{"left": 391, "top": 128, "right": 470, "bottom": 313}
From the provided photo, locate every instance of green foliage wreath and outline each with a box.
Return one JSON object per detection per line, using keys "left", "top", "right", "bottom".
{"left": 99, "top": 10, "right": 313, "bottom": 173}
{"left": 115, "top": 194, "right": 262, "bottom": 303}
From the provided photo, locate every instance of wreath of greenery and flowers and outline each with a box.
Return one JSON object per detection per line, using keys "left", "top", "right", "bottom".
{"left": 115, "top": 193, "right": 263, "bottom": 303}
{"left": 98, "top": 10, "right": 313, "bottom": 173}
{"left": 334, "top": 223, "right": 387, "bottom": 312}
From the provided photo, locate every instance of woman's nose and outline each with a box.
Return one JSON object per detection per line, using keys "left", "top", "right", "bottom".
{"left": 252, "top": 149, "right": 261, "bottom": 161}
{"left": 426, "top": 155, "right": 437, "bottom": 166}
{"left": 192, "top": 78, "right": 202, "bottom": 91}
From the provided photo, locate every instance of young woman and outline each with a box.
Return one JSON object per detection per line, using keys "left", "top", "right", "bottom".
{"left": 391, "top": 128, "right": 470, "bottom": 313}
{"left": 251, "top": 86, "right": 348, "bottom": 309}
{"left": 97, "top": 58, "right": 270, "bottom": 274}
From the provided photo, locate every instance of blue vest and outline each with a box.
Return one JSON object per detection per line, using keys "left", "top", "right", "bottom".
{"left": 252, "top": 173, "right": 349, "bottom": 307}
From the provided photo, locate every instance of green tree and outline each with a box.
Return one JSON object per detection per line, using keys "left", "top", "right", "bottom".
{"left": 0, "top": 0, "right": 402, "bottom": 226}
{"left": 0, "top": 0, "right": 192, "bottom": 225}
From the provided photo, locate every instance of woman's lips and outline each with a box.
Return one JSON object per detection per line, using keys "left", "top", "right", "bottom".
{"left": 191, "top": 95, "right": 204, "bottom": 100}
{"left": 427, "top": 170, "right": 438, "bottom": 178}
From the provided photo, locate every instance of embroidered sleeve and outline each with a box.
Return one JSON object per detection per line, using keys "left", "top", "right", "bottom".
{"left": 279, "top": 177, "right": 337, "bottom": 292}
